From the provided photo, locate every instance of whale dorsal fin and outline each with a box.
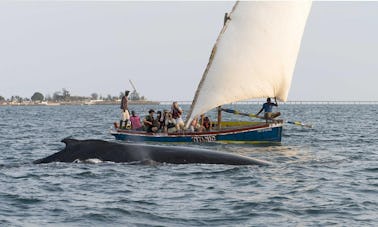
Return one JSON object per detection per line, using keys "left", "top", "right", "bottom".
{"left": 61, "top": 138, "right": 79, "bottom": 145}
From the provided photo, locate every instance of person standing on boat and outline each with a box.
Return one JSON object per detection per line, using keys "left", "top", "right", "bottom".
{"left": 120, "top": 90, "right": 130, "bottom": 129}
{"left": 171, "top": 101, "right": 184, "bottom": 131}
{"left": 256, "top": 97, "right": 281, "bottom": 122}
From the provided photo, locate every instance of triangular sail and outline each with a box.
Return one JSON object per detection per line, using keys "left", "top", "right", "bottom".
{"left": 186, "top": 1, "right": 312, "bottom": 126}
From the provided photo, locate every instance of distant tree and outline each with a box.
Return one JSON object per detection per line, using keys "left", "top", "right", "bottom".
{"left": 106, "top": 94, "right": 112, "bottom": 101}
{"left": 31, "top": 92, "right": 44, "bottom": 102}
{"left": 69, "top": 95, "right": 86, "bottom": 101}
{"left": 91, "top": 93, "right": 98, "bottom": 100}
{"left": 17, "top": 96, "right": 23, "bottom": 103}
{"left": 45, "top": 94, "right": 52, "bottom": 101}
{"left": 0, "top": 96, "right": 5, "bottom": 101}
{"left": 53, "top": 91, "right": 63, "bottom": 101}
{"left": 11, "top": 95, "right": 23, "bottom": 103}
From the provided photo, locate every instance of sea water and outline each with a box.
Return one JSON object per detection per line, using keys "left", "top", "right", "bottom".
{"left": 0, "top": 104, "right": 377, "bottom": 226}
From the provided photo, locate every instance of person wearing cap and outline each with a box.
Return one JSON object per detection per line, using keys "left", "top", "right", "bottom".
{"left": 120, "top": 90, "right": 130, "bottom": 128}
{"left": 143, "top": 109, "right": 158, "bottom": 133}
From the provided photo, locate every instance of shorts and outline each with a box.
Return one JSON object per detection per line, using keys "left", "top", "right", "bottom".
{"left": 167, "top": 127, "right": 177, "bottom": 133}
{"left": 175, "top": 118, "right": 184, "bottom": 129}
{"left": 121, "top": 110, "right": 130, "bottom": 121}
{"left": 264, "top": 112, "right": 280, "bottom": 119}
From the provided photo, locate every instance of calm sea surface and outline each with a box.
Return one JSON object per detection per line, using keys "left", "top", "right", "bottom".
{"left": 0, "top": 104, "right": 377, "bottom": 226}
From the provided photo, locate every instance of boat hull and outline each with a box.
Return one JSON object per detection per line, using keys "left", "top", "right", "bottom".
{"left": 111, "top": 123, "right": 282, "bottom": 144}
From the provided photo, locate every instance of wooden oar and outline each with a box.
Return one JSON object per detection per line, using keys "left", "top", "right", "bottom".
{"left": 221, "top": 108, "right": 312, "bottom": 128}
{"left": 221, "top": 108, "right": 264, "bottom": 119}
{"left": 286, "top": 121, "right": 313, "bottom": 128}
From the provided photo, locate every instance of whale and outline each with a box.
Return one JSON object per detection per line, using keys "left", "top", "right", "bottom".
{"left": 33, "top": 138, "right": 269, "bottom": 166}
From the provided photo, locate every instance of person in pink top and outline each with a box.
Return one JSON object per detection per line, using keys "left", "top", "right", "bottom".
{"left": 130, "top": 110, "right": 142, "bottom": 130}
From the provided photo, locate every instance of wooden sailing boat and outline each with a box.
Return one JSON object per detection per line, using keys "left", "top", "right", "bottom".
{"left": 112, "top": 1, "right": 312, "bottom": 143}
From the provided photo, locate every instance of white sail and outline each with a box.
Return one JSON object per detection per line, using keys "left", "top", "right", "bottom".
{"left": 186, "top": 1, "right": 312, "bottom": 126}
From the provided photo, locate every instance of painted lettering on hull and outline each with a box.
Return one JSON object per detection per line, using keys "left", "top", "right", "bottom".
{"left": 192, "top": 136, "right": 216, "bottom": 143}
{"left": 257, "top": 128, "right": 272, "bottom": 133}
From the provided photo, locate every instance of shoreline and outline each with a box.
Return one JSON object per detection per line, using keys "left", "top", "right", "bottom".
{"left": 0, "top": 100, "right": 160, "bottom": 107}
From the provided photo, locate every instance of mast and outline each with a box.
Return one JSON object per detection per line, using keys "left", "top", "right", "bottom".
{"left": 217, "top": 12, "right": 232, "bottom": 130}
{"left": 185, "top": 2, "right": 239, "bottom": 128}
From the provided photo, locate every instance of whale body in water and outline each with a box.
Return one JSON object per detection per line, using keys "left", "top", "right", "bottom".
{"left": 33, "top": 138, "right": 269, "bottom": 166}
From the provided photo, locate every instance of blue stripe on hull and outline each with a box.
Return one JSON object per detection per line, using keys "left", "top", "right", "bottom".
{"left": 112, "top": 125, "right": 282, "bottom": 143}
{"left": 217, "top": 126, "right": 282, "bottom": 143}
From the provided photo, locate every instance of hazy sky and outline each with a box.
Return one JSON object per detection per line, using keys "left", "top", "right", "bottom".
{"left": 0, "top": 1, "right": 377, "bottom": 101}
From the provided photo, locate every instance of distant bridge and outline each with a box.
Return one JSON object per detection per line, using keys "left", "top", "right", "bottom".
{"left": 159, "top": 100, "right": 378, "bottom": 105}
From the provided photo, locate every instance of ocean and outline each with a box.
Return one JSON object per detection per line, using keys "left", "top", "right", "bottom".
{"left": 0, "top": 104, "right": 377, "bottom": 226}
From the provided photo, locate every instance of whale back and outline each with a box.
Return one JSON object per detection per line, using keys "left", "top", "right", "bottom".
{"left": 34, "top": 139, "right": 269, "bottom": 166}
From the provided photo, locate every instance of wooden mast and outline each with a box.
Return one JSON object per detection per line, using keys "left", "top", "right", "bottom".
{"left": 216, "top": 13, "right": 231, "bottom": 130}
{"left": 217, "top": 106, "right": 222, "bottom": 130}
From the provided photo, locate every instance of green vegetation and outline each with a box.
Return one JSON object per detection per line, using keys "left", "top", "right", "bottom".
{"left": 0, "top": 88, "right": 133, "bottom": 105}
{"left": 91, "top": 93, "right": 99, "bottom": 100}
{"left": 31, "top": 92, "right": 44, "bottom": 102}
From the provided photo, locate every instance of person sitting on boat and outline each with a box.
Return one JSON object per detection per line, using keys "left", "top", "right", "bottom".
{"left": 156, "top": 111, "right": 165, "bottom": 132}
{"left": 171, "top": 101, "right": 185, "bottom": 131}
{"left": 164, "top": 112, "right": 177, "bottom": 133}
{"left": 143, "top": 109, "right": 158, "bottom": 133}
{"left": 201, "top": 115, "right": 212, "bottom": 131}
{"left": 120, "top": 90, "right": 130, "bottom": 129}
{"left": 256, "top": 97, "right": 281, "bottom": 122}
{"left": 190, "top": 116, "right": 203, "bottom": 132}
{"left": 130, "top": 110, "right": 142, "bottom": 130}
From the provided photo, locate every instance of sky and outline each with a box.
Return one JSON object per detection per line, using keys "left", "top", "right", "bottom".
{"left": 0, "top": 1, "right": 377, "bottom": 102}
